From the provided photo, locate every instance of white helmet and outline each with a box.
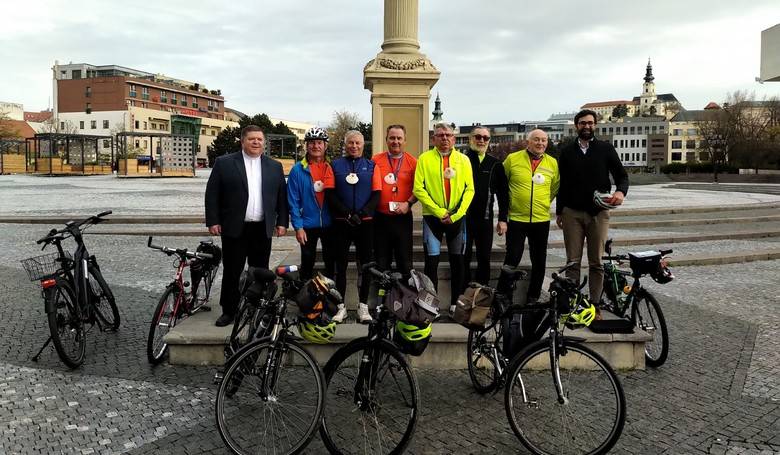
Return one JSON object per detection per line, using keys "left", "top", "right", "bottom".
{"left": 304, "top": 127, "right": 329, "bottom": 142}
{"left": 593, "top": 191, "right": 618, "bottom": 210}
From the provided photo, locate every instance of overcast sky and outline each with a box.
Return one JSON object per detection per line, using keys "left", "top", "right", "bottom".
{"left": 2, "top": 1, "right": 779, "bottom": 126}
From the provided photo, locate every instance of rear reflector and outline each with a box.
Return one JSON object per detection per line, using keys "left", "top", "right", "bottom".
{"left": 41, "top": 279, "right": 57, "bottom": 289}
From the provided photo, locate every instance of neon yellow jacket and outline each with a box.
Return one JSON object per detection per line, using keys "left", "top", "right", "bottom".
{"left": 503, "top": 150, "right": 560, "bottom": 222}
{"left": 413, "top": 148, "right": 475, "bottom": 222}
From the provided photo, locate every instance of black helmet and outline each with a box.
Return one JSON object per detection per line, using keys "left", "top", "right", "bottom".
{"left": 196, "top": 241, "right": 222, "bottom": 267}
{"left": 651, "top": 257, "right": 674, "bottom": 284}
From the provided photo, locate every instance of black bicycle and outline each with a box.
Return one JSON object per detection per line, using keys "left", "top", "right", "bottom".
{"left": 214, "top": 266, "right": 327, "bottom": 455}
{"left": 146, "top": 237, "right": 220, "bottom": 364}
{"left": 600, "top": 239, "right": 673, "bottom": 367}
{"left": 469, "top": 264, "right": 626, "bottom": 455}
{"left": 21, "top": 211, "right": 120, "bottom": 368}
{"left": 319, "top": 264, "right": 420, "bottom": 455}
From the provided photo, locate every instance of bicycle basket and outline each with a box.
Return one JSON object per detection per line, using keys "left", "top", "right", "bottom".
{"left": 20, "top": 251, "right": 71, "bottom": 281}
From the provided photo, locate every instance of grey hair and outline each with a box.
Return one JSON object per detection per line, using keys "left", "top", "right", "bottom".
{"left": 432, "top": 122, "right": 453, "bottom": 133}
{"left": 344, "top": 130, "right": 364, "bottom": 142}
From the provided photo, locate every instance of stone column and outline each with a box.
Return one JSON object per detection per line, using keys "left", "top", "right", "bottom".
{"left": 364, "top": 0, "right": 439, "bottom": 156}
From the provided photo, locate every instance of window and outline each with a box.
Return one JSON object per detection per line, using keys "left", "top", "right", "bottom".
{"left": 86, "top": 103, "right": 91, "bottom": 114}
{"left": 630, "top": 140, "right": 635, "bottom": 148}
{"left": 201, "top": 128, "right": 206, "bottom": 135}
{"left": 160, "top": 90, "right": 167, "bottom": 103}
{"left": 192, "top": 101, "right": 198, "bottom": 108}
{"left": 103, "top": 120, "right": 109, "bottom": 129}
{"left": 151, "top": 123, "right": 157, "bottom": 130}
{"left": 103, "top": 139, "right": 110, "bottom": 148}
{"left": 651, "top": 126, "right": 657, "bottom": 133}
{"left": 181, "top": 95, "right": 187, "bottom": 106}
{"left": 79, "top": 121, "right": 84, "bottom": 129}
{"left": 60, "top": 121, "right": 65, "bottom": 130}
{"left": 686, "top": 140, "right": 696, "bottom": 149}
{"left": 72, "top": 69, "right": 82, "bottom": 79}
{"left": 641, "top": 139, "right": 647, "bottom": 147}
{"left": 623, "top": 127, "right": 628, "bottom": 134}
{"left": 171, "top": 93, "right": 177, "bottom": 102}
{"left": 671, "top": 140, "right": 682, "bottom": 149}
{"left": 641, "top": 153, "right": 646, "bottom": 161}
{"left": 135, "top": 140, "right": 140, "bottom": 147}
{"left": 135, "top": 120, "right": 139, "bottom": 129}
{"left": 659, "top": 126, "right": 665, "bottom": 132}
{"left": 211, "top": 130, "right": 216, "bottom": 136}
{"left": 85, "top": 86, "right": 92, "bottom": 98}
{"left": 673, "top": 129, "right": 681, "bottom": 135}
{"left": 143, "top": 121, "right": 147, "bottom": 130}
{"left": 629, "top": 126, "right": 635, "bottom": 134}
{"left": 644, "top": 126, "right": 650, "bottom": 133}
{"left": 613, "top": 140, "right": 618, "bottom": 147}
{"left": 142, "top": 87, "right": 150, "bottom": 100}
{"left": 91, "top": 120, "right": 96, "bottom": 129}
{"left": 129, "top": 84, "right": 137, "bottom": 98}
{"left": 687, "top": 128, "right": 697, "bottom": 135}
{"left": 620, "top": 140, "right": 624, "bottom": 148}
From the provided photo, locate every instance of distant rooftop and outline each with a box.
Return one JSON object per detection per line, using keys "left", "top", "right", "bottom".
{"left": 52, "top": 62, "right": 221, "bottom": 95}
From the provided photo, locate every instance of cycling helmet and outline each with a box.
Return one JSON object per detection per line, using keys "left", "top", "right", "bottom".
{"left": 593, "top": 191, "right": 618, "bottom": 210}
{"left": 296, "top": 273, "right": 340, "bottom": 319}
{"left": 651, "top": 257, "right": 674, "bottom": 284}
{"left": 196, "top": 241, "right": 222, "bottom": 266}
{"left": 298, "top": 320, "right": 336, "bottom": 344}
{"left": 304, "top": 126, "right": 329, "bottom": 142}
{"left": 393, "top": 321, "right": 432, "bottom": 356}
{"left": 561, "top": 294, "right": 596, "bottom": 327}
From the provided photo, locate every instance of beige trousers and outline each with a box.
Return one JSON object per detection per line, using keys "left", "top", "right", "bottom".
{"left": 561, "top": 207, "right": 610, "bottom": 301}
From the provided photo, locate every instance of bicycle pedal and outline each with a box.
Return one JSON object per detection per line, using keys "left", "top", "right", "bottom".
{"left": 213, "top": 371, "right": 225, "bottom": 384}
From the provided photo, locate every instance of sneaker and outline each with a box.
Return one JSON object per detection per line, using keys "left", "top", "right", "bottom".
{"left": 332, "top": 304, "right": 347, "bottom": 323}
{"left": 356, "top": 303, "right": 373, "bottom": 323}
{"left": 449, "top": 304, "right": 456, "bottom": 316}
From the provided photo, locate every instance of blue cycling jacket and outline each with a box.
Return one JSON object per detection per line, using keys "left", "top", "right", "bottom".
{"left": 287, "top": 159, "right": 333, "bottom": 230}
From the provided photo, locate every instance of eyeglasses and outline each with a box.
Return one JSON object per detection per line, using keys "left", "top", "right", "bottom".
{"left": 434, "top": 133, "right": 454, "bottom": 138}
{"left": 473, "top": 135, "right": 491, "bottom": 141}
{"left": 577, "top": 121, "right": 595, "bottom": 126}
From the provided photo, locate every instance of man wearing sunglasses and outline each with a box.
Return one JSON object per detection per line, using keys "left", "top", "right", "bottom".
{"left": 414, "top": 122, "right": 474, "bottom": 314}
{"left": 464, "top": 126, "right": 508, "bottom": 285}
{"left": 555, "top": 109, "right": 629, "bottom": 302}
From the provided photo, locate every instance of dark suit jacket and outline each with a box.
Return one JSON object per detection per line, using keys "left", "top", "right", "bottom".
{"left": 205, "top": 151, "right": 289, "bottom": 238}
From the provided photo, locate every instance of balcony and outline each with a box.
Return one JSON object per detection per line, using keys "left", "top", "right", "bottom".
{"left": 129, "top": 92, "right": 137, "bottom": 98}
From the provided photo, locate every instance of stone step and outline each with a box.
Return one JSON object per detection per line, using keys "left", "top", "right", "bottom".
{"left": 165, "top": 308, "right": 652, "bottom": 370}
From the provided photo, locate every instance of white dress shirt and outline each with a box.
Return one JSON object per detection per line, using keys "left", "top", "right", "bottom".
{"left": 243, "top": 151, "right": 264, "bottom": 222}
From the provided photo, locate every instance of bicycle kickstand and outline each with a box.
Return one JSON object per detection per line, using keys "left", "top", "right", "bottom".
{"left": 31, "top": 336, "right": 53, "bottom": 362}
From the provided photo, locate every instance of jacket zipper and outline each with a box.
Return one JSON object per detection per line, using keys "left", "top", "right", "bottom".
{"left": 528, "top": 154, "right": 535, "bottom": 222}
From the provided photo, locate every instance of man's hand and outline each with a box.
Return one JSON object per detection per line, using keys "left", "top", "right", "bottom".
{"left": 295, "top": 228, "right": 307, "bottom": 245}
{"left": 208, "top": 224, "right": 222, "bottom": 236}
{"left": 496, "top": 221, "right": 507, "bottom": 236}
{"left": 275, "top": 226, "right": 287, "bottom": 237}
{"left": 555, "top": 215, "right": 563, "bottom": 229}
{"left": 441, "top": 213, "right": 453, "bottom": 224}
{"left": 395, "top": 201, "right": 410, "bottom": 214}
{"left": 606, "top": 191, "right": 625, "bottom": 206}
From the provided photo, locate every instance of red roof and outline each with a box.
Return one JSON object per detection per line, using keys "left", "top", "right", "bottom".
{"left": 24, "top": 111, "right": 52, "bottom": 122}
{"left": 703, "top": 102, "right": 720, "bottom": 110}
{"left": 0, "top": 119, "right": 36, "bottom": 138}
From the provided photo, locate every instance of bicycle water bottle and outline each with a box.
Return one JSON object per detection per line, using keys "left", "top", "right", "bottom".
{"left": 276, "top": 265, "right": 299, "bottom": 274}
{"left": 618, "top": 285, "right": 632, "bottom": 305}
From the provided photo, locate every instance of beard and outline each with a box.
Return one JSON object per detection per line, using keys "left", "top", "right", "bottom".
{"left": 470, "top": 141, "right": 489, "bottom": 154}
{"left": 577, "top": 127, "right": 593, "bottom": 141}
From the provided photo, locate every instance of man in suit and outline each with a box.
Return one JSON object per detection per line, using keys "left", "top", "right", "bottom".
{"left": 205, "top": 125, "right": 289, "bottom": 326}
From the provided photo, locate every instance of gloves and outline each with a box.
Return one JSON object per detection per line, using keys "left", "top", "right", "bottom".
{"left": 346, "top": 213, "right": 362, "bottom": 227}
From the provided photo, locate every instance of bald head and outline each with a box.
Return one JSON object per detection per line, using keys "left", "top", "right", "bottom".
{"left": 527, "top": 129, "right": 548, "bottom": 157}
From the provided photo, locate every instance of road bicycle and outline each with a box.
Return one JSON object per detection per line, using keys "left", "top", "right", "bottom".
{"left": 214, "top": 266, "right": 328, "bottom": 455}
{"left": 319, "top": 264, "right": 420, "bottom": 455}
{"left": 500, "top": 263, "right": 626, "bottom": 455}
{"left": 600, "top": 239, "right": 674, "bottom": 367}
{"left": 146, "top": 236, "right": 220, "bottom": 364}
{"left": 21, "top": 211, "right": 120, "bottom": 368}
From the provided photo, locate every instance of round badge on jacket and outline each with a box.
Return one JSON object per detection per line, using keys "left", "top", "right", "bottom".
{"left": 443, "top": 167, "right": 456, "bottom": 179}
{"left": 313, "top": 180, "right": 325, "bottom": 192}
{"left": 532, "top": 173, "right": 546, "bottom": 185}
{"left": 345, "top": 173, "right": 359, "bottom": 185}
{"left": 384, "top": 173, "right": 396, "bottom": 185}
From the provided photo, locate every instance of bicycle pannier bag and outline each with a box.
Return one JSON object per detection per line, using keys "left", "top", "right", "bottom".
{"left": 385, "top": 270, "right": 440, "bottom": 325}
{"left": 454, "top": 283, "right": 495, "bottom": 329}
{"left": 502, "top": 308, "right": 548, "bottom": 359}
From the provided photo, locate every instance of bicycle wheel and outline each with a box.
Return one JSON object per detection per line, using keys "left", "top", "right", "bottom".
{"left": 46, "top": 280, "right": 86, "bottom": 368}
{"left": 146, "top": 286, "right": 179, "bottom": 365}
{"left": 216, "top": 339, "right": 325, "bottom": 455}
{"left": 321, "top": 338, "right": 419, "bottom": 455}
{"left": 467, "top": 324, "right": 501, "bottom": 393}
{"left": 504, "top": 339, "right": 626, "bottom": 455}
{"left": 191, "top": 266, "right": 216, "bottom": 310}
{"left": 226, "top": 298, "right": 266, "bottom": 360}
{"left": 634, "top": 291, "right": 669, "bottom": 367}
{"left": 88, "top": 266, "right": 120, "bottom": 331}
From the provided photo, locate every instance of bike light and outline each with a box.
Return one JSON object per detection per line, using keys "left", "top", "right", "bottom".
{"left": 623, "top": 285, "right": 632, "bottom": 294}
{"left": 41, "top": 278, "right": 57, "bottom": 289}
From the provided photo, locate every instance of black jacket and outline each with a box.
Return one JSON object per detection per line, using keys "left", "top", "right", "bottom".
{"left": 466, "top": 148, "right": 509, "bottom": 223}
{"left": 556, "top": 138, "right": 629, "bottom": 216}
{"left": 205, "top": 152, "right": 289, "bottom": 238}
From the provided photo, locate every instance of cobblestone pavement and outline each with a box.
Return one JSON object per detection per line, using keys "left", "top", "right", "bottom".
{"left": 1, "top": 175, "right": 779, "bottom": 454}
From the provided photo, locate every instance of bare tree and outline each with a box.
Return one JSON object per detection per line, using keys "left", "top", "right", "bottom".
{"left": 0, "top": 110, "right": 20, "bottom": 139}
{"left": 327, "top": 110, "right": 362, "bottom": 155}
{"left": 39, "top": 117, "right": 79, "bottom": 134}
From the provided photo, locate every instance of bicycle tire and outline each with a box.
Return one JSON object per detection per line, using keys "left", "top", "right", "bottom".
{"left": 467, "top": 324, "right": 501, "bottom": 394}
{"left": 226, "top": 298, "right": 263, "bottom": 360}
{"left": 88, "top": 265, "right": 120, "bottom": 331}
{"left": 634, "top": 291, "right": 669, "bottom": 367}
{"left": 47, "top": 280, "right": 86, "bottom": 369}
{"left": 321, "top": 338, "right": 420, "bottom": 455}
{"left": 191, "top": 266, "right": 216, "bottom": 311}
{"left": 504, "top": 339, "right": 626, "bottom": 455}
{"left": 215, "top": 338, "right": 325, "bottom": 455}
{"left": 146, "top": 285, "right": 179, "bottom": 365}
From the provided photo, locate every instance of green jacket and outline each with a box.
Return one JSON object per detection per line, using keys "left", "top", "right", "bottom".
{"left": 413, "top": 147, "right": 475, "bottom": 222}
{"left": 503, "top": 150, "right": 560, "bottom": 222}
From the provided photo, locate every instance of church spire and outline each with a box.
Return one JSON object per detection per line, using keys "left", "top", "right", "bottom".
{"left": 432, "top": 92, "right": 443, "bottom": 121}
{"left": 644, "top": 58, "right": 654, "bottom": 83}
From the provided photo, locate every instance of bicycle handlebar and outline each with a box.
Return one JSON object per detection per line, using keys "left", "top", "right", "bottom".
{"left": 147, "top": 236, "right": 212, "bottom": 260}
{"left": 36, "top": 211, "right": 113, "bottom": 245}
{"left": 362, "top": 262, "right": 402, "bottom": 285}
{"left": 602, "top": 248, "right": 673, "bottom": 261}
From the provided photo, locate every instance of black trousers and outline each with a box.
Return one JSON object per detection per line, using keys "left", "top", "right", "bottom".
{"left": 422, "top": 215, "right": 466, "bottom": 307}
{"left": 373, "top": 212, "right": 413, "bottom": 276}
{"left": 333, "top": 220, "right": 374, "bottom": 303}
{"left": 220, "top": 221, "right": 272, "bottom": 316}
{"left": 503, "top": 220, "right": 550, "bottom": 300}
{"left": 299, "top": 226, "right": 335, "bottom": 282}
{"left": 464, "top": 216, "right": 494, "bottom": 285}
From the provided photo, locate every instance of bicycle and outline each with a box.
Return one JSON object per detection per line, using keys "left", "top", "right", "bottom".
{"left": 214, "top": 266, "right": 330, "bottom": 455}
{"left": 146, "top": 236, "right": 220, "bottom": 364}
{"left": 319, "top": 264, "right": 421, "bottom": 455}
{"left": 499, "top": 263, "right": 626, "bottom": 455}
{"left": 21, "top": 211, "right": 120, "bottom": 369}
{"left": 600, "top": 238, "right": 674, "bottom": 367}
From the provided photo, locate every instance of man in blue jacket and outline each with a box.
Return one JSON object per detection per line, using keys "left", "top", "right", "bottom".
{"left": 326, "top": 130, "right": 381, "bottom": 322}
